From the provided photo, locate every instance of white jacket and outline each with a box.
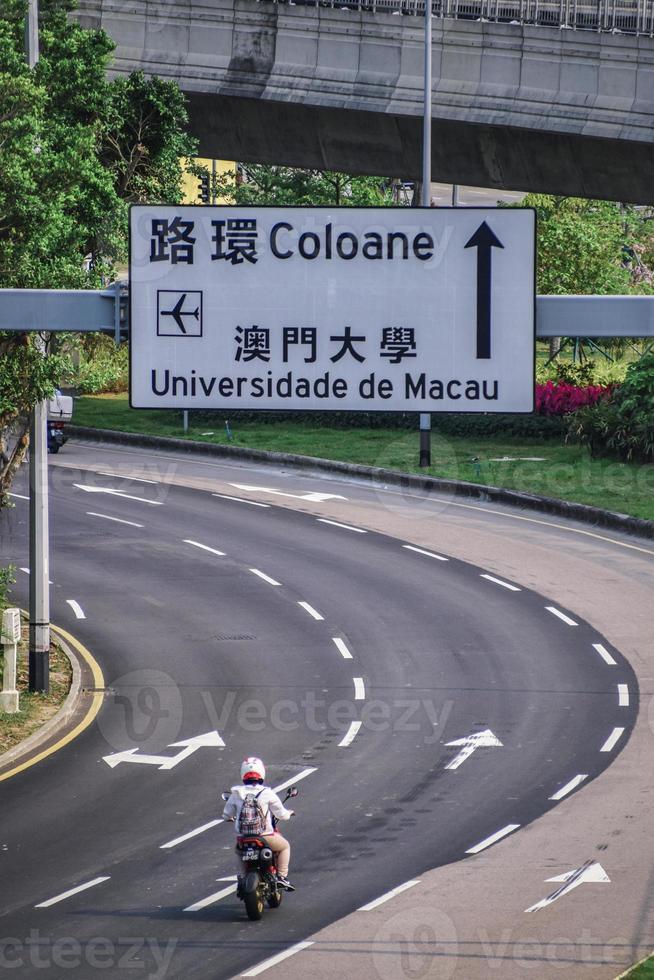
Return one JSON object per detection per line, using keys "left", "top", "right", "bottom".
{"left": 222, "top": 784, "right": 293, "bottom": 835}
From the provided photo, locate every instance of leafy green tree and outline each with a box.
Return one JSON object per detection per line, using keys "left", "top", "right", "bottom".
{"left": 222, "top": 165, "right": 396, "bottom": 207}
{"left": 0, "top": 0, "right": 198, "bottom": 500}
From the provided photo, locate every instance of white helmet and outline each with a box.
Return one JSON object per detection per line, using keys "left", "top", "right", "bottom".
{"left": 241, "top": 756, "right": 265, "bottom": 782}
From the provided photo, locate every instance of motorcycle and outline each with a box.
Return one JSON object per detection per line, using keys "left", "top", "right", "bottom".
{"left": 47, "top": 420, "right": 67, "bottom": 454}
{"left": 221, "top": 786, "right": 298, "bottom": 921}
{"left": 47, "top": 390, "right": 73, "bottom": 455}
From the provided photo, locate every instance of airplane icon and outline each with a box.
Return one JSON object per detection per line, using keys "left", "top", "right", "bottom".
{"left": 157, "top": 290, "right": 202, "bottom": 337}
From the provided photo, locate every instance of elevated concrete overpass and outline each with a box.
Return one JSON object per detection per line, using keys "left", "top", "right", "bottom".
{"left": 79, "top": 0, "right": 654, "bottom": 202}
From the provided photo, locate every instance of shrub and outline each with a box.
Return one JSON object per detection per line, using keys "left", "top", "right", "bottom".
{"left": 568, "top": 353, "right": 654, "bottom": 461}
{"left": 536, "top": 381, "right": 613, "bottom": 416}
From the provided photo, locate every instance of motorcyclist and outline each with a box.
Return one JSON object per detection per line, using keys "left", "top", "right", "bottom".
{"left": 222, "top": 756, "right": 296, "bottom": 891}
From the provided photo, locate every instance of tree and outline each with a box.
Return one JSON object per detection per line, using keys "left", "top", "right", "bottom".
{"left": 0, "top": 0, "right": 198, "bottom": 500}
{"left": 222, "top": 165, "right": 396, "bottom": 207}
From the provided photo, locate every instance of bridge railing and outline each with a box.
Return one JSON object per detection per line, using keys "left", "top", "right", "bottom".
{"left": 294, "top": 0, "right": 654, "bottom": 36}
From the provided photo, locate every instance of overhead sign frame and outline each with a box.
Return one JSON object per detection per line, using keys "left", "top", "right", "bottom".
{"left": 129, "top": 205, "right": 536, "bottom": 414}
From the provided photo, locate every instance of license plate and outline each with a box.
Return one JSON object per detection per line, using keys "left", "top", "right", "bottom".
{"left": 242, "top": 849, "right": 258, "bottom": 861}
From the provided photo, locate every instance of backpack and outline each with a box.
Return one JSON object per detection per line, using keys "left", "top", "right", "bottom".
{"left": 238, "top": 790, "right": 267, "bottom": 836}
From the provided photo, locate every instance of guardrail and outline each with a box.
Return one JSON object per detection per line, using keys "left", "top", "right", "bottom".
{"left": 284, "top": 0, "right": 654, "bottom": 36}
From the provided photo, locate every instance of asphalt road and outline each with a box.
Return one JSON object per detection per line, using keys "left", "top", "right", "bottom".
{"left": 0, "top": 442, "right": 638, "bottom": 979}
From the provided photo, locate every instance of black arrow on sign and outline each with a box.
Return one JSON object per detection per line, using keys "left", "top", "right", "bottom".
{"left": 464, "top": 221, "right": 504, "bottom": 359}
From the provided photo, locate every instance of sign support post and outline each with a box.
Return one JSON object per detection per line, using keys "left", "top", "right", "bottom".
{"left": 420, "top": 0, "right": 433, "bottom": 467}
{"left": 25, "top": 0, "right": 50, "bottom": 693}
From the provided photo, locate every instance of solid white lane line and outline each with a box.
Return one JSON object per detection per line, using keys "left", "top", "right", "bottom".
{"left": 273, "top": 768, "right": 317, "bottom": 795}
{"left": 249, "top": 568, "right": 281, "bottom": 586}
{"left": 549, "top": 774, "right": 588, "bottom": 801}
{"left": 160, "top": 819, "right": 224, "bottom": 850}
{"left": 184, "top": 884, "right": 237, "bottom": 912}
{"left": 212, "top": 493, "right": 270, "bottom": 508}
{"left": 593, "top": 643, "right": 617, "bottom": 666}
{"left": 8, "top": 492, "right": 29, "bottom": 500}
{"left": 465, "top": 824, "right": 521, "bottom": 854}
{"left": 618, "top": 684, "right": 630, "bottom": 707}
{"left": 241, "top": 942, "right": 315, "bottom": 977}
{"left": 98, "top": 472, "right": 159, "bottom": 484}
{"left": 66, "top": 600, "right": 86, "bottom": 620}
{"left": 358, "top": 880, "right": 421, "bottom": 911}
{"left": 480, "top": 574, "right": 521, "bottom": 592}
{"left": 298, "top": 601, "right": 324, "bottom": 621}
{"left": 332, "top": 637, "right": 353, "bottom": 660}
{"left": 546, "top": 606, "right": 578, "bottom": 626}
{"left": 600, "top": 727, "right": 625, "bottom": 753}
{"left": 317, "top": 518, "right": 366, "bottom": 534}
{"left": 87, "top": 511, "right": 144, "bottom": 528}
{"left": 339, "top": 721, "right": 362, "bottom": 747}
{"left": 35, "top": 877, "right": 110, "bottom": 908}
{"left": 353, "top": 677, "right": 365, "bottom": 700}
{"left": 402, "top": 544, "right": 449, "bottom": 561}
{"left": 183, "top": 539, "right": 226, "bottom": 557}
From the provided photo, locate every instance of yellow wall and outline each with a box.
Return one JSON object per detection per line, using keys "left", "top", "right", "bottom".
{"left": 182, "top": 158, "right": 236, "bottom": 204}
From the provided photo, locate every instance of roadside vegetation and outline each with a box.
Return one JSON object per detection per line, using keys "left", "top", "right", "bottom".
{"left": 625, "top": 957, "right": 654, "bottom": 978}
{"left": 0, "top": 568, "right": 72, "bottom": 756}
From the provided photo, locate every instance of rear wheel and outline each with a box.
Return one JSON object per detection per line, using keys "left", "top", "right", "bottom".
{"left": 267, "top": 887, "right": 283, "bottom": 908}
{"left": 244, "top": 887, "right": 265, "bottom": 921}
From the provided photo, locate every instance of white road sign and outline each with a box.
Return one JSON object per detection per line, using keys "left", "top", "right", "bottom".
{"left": 130, "top": 206, "right": 535, "bottom": 412}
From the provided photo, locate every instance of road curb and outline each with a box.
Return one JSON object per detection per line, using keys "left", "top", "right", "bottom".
{"left": 69, "top": 424, "right": 654, "bottom": 540}
{"left": 0, "top": 629, "right": 81, "bottom": 774}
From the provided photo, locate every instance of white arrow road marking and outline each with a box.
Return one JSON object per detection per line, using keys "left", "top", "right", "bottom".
{"left": 230, "top": 483, "right": 347, "bottom": 503}
{"left": 549, "top": 774, "right": 588, "bottom": 801}
{"left": 525, "top": 861, "right": 610, "bottom": 912}
{"left": 36, "top": 877, "right": 110, "bottom": 908}
{"left": 241, "top": 942, "right": 315, "bottom": 977}
{"left": 66, "top": 600, "right": 85, "bottom": 620}
{"left": 184, "top": 884, "right": 237, "bottom": 912}
{"left": 445, "top": 729, "right": 503, "bottom": 770}
{"left": 73, "top": 484, "right": 163, "bottom": 506}
{"left": 103, "top": 730, "right": 225, "bottom": 770}
{"left": 358, "top": 880, "right": 421, "bottom": 911}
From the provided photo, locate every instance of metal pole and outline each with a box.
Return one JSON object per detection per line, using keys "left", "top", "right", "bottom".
{"left": 452, "top": 183, "right": 459, "bottom": 206}
{"left": 183, "top": 410, "right": 189, "bottom": 433}
{"left": 211, "top": 158, "right": 217, "bottom": 205}
{"left": 419, "top": 0, "right": 433, "bottom": 467}
{"left": 26, "top": 0, "right": 49, "bottom": 693}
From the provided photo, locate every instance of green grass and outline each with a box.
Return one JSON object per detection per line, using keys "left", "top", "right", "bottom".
{"left": 72, "top": 393, "right": 654, "bottom": 522}
{"left": 625, "top": 957, "right": 654, "bottom": 978}
{"left": 0, "top": 636, "right": 72, "bottom": 756}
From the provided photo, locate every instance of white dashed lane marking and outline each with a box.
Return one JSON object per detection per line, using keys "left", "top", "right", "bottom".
{"left": 298, "top": 601, "right": 324, "bottom": 621}
{"left": 480, "top": 574, "right": 521, "bottom": 592}
{"left": 160, "top": 819, "right": 224, "bottom": 850}
{"left": 593, "top": 643, "right": 617, "bottom": 666}
{"left": 36, "top": 877, "right": 110, "bottom": 909}
{"left": 87, "top": 511, "right": 144, "bottom": 528}
{"left": 65, "top": 600, "right": 85, "bottom": 620}
{"left": 212, "top": 493, "right": 270, "bottom": 508}
{"left": 353, "top": 677, "right": 365, "bottom": 700}
{"left": 241, "top": 942, "right": 315, "bottom": 977}
{"left": 618, "top": 684, "right": 630, "bottom": 707}
{"left": 183, "top": 884, "right": 237, "bottom": 912}
{"left": 339, "top": 721, "right": 362, "bottom": 747}
{"left": 402, "top": 544, "right": 448, "bottom": 561}
{"left": 549, "top": 774, "right": 588, "bottom": 801}
{"left": 332, "top": 637, "right": 353, "bottom": 660}
{"left": 183, "top": 539, "right": 226, "bottom": 557}
{"left": 249, "top": 568, "right": 281, "bottom": 586}
{"left": 545, "top": 606, "right": 578, "bottom": 626}
{"left": 358, "top": 879, "right": 421, "bottom": 911}
{"left": 317, "top": 518, "right": 366, "bottom": 534}
{"left": 465, "top": 824, "right": 521, "bottom": 854}
{"left": 600, "top": 727, "right": 625, "bottom": 753}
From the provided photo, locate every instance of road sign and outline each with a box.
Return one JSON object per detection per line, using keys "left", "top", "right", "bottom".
{"left": 130, "top": 206, "right": 535, "bottom": 412}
